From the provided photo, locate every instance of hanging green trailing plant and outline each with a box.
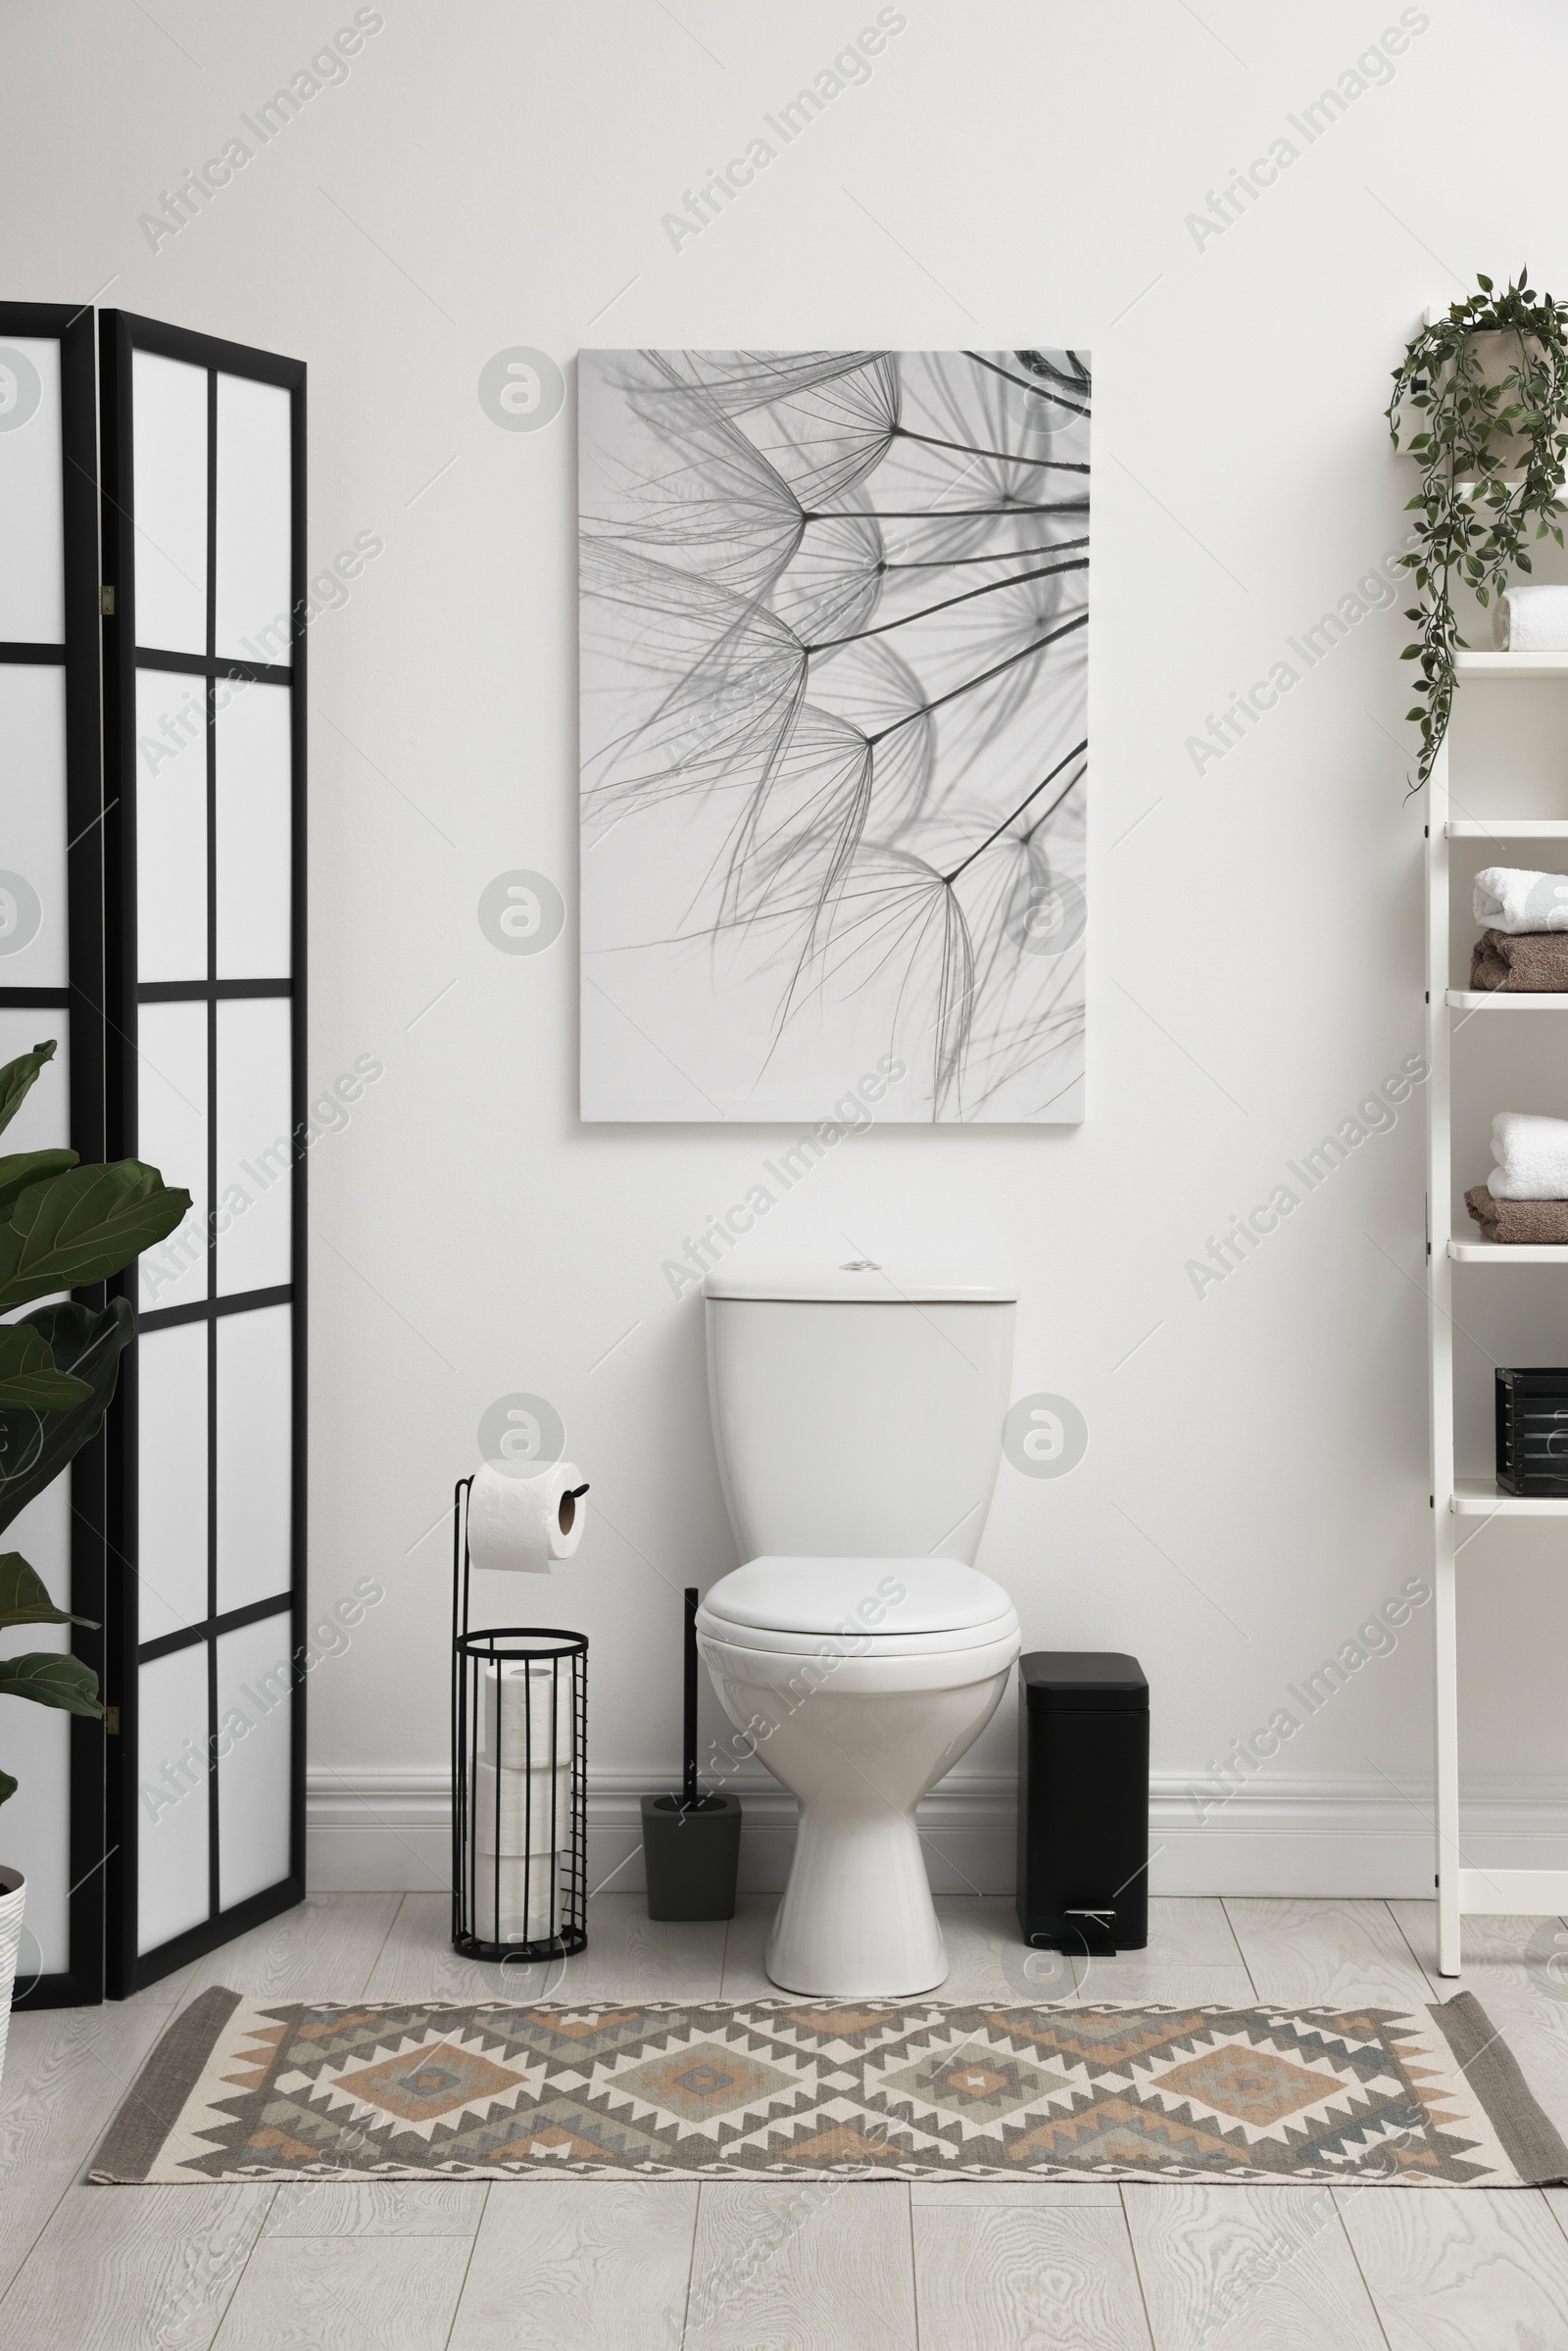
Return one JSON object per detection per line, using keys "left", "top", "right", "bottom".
{"left": 1387, "top": 270, "right": 1568, "bottom": 784}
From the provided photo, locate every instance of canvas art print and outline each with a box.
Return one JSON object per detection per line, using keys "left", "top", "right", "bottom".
{"left": 578, "top": 349, "right": 1090, "bottom": 1122}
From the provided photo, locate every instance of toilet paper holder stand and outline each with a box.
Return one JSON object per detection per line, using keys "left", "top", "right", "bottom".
{"left": 450, "top": 1475, "right": 589, "bottom": 1962}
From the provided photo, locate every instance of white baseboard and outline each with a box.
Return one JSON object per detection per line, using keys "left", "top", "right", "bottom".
{"left": 303, "top": 1768, "right": 1013, "bottom": 1900}
{"left": 305, "top": 1764, "right": 1568, "bottom": 1902}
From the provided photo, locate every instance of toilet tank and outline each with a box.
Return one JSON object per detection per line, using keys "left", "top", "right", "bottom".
{"left": 704, "top": 1265, "right": 1017, "bottom": 1562}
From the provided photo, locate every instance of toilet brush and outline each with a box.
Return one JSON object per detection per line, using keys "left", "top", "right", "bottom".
{"left": 640, "top": 1587, "right": 743, "bottom": 1921}
{"left": 683, "top": 1585, "right": 699, "bottom": 1809}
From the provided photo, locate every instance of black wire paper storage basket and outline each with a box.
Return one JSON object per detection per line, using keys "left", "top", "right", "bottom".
{"left": 451, "top": 1477, "right": 588, "bottom": 1961}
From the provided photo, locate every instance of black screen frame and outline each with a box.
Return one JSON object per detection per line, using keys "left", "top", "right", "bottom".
{"left": 98, "top": 310, "right": 307, "bottom": 1998}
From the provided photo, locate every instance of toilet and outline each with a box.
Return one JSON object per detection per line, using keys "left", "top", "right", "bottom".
{"left": 696, "top": 1261, "right": 1020, "bottom": 1997}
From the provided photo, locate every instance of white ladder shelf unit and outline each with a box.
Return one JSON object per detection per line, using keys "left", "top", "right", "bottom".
{"left": 1429, "top": 650, "right": 1568, "bottom": 1976}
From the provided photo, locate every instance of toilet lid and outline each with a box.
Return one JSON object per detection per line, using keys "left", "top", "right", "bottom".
{"left": 700, "top": 1556, "right": 1015, "bottom": 1641}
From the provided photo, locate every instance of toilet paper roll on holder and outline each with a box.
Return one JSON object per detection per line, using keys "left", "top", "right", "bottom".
{"left": 466, "top": 1458, "right": 591, "bottom": 1574}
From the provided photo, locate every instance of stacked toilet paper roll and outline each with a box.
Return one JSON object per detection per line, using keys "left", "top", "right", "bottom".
{"left": 471, "top": 1851, "right": 562, "bottom": 1945}
{"left": 470, "top": 1783, "right": 564, "bottom": 1938}
{"left": 466, "top": 1460, "right": 587, "bottom": 1574}
{"left": 468, "top": 1659, "right": 575, "bottom": 1943}
{"left": 474, "top": 1758, "right": 571, "bottom": 1854}
{"left": 482, "top": 1659, "right": 575, "bottom": 1769}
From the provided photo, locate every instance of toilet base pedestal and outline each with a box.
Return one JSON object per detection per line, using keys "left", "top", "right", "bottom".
{"left": 764, "top": 1808, "right": 947, "bottom": 1997}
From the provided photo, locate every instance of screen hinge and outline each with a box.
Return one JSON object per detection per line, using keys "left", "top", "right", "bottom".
{"left": 103, "top": 1704, "right": 120, "bottom": 1736}
{"left": 98, "top": 585, "right": 115, "bottom": 616}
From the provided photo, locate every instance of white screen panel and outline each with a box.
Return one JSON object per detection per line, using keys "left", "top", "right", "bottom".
{"left": 0, "top": 661, "right": 68, "bottom": 988}
{"left": 214, "top": 681, "right": 291, "bottom": 978}
{"left": 136, "top": 1001, "right": 209, "bottom": 1313}
{"left": 215, "top": 998, "right": 292, "bottom": 1296}
{"left": 0, "top": 1478, "right": 74, "bottom": 1975}
{"left": 134, "top": 664, "right": 207, "bottom": 983}
{"left": 0, "top": 333, "right": 64, "bottom": 642}
{"left": 136, "top": 1643, "right": 210, "bottom": 1953}
{"left": 216, "top": 1303, "right": 292, "bottom": 1615}
{"left": 130, "top": 352, "right": 207, "bottom": 656}
{"left": 215, "top": 373, "right": 291, "bottom": 664}
{"left": 135, "top": 1321, "right": 210, "bottom": 1644}
{"left": 0, "top": 1008, "right": 68, "bottom": 1147}
{"left": 216, "top": 1616, "right": 293, "bottom": 1909}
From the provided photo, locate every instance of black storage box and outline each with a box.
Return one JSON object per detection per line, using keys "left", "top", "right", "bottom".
{"left": 1495, "top": 1366, "right": 1568, "bottom": 1496}
{"left": 1016, "top": 1651, "right": 1149, "bottom": 1953}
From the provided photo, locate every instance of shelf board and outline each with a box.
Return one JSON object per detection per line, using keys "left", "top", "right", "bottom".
{"left": 1456, "top": 652, "right": 1568, "bottom": 678}
{"left": 1447, "top": 989, "right": 1568, "bottom": 1009}
{"left": 1456, "top": 1866, "right": 1568, "bottom": 1915}
{"left": 1452, "top": 1480, "right": 1568, "bottom": 1517}
{"left": 1446, "top": 820, "right": 1568, "bottom": 839}
{"left": 1448, "top": 1239, "right": 1568, "bottom": 1262}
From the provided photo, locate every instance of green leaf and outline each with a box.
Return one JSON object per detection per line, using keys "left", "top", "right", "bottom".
{"left": 0, "top": 1298, "right": 136, "bottom": 1538}
{"left": 0, "top": 1325, "right": 92, "bottom": 1411}
{"left": 0, "top": 1651, "right": 102, "bottom": 1717}
{"left": 0, "top": 1161, "right": 191, "bottom": 1311}
{"left": 0, "top": 1042, "right": 57, "bottom": 1142}
{"left": 0, "top": 1767, "right": 16, "bottom": 1807}
{"left": 0, "top": 1550, "right": 97, "bottom": 1631}
{"left": 0, "top": 1151, "right": 77, "bottom": 1223}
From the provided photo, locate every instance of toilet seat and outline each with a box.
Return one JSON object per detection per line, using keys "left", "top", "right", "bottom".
{"left": 698, "top": 1555, "right": 1016, "bottom": 1657}
{"left": 696, "top": 1624, "right": 1022, "bottom": 1694}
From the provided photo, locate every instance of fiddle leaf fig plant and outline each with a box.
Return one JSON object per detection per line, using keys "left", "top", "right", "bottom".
{"left": 1387, "top": 270, "right": 1568, "bottom": 784}
{"left": 0, "top": 1041, "right": 190, "bottom": 1810}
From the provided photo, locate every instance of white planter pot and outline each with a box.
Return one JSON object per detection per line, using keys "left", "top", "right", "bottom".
{"left": 0, "top": 1865, "right": 24, "bottom": 2100}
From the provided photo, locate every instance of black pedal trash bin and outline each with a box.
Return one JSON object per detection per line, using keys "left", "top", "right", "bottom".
{"left": 1016, "top": 1651, "right": 1149, "bottom": 1954}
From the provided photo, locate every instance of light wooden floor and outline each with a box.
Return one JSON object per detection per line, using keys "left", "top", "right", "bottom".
{"left": 5, "top": 1891, "right": 1568, "bottom": 2346}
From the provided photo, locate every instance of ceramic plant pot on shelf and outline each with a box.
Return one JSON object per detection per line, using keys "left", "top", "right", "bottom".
{"left": 0, "top": 1865, "right": 25, "bottom": 2098}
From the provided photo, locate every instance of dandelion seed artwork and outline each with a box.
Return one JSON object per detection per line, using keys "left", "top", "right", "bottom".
{"left": 578, "top": 349, "right": 1090, "bottom": 1122}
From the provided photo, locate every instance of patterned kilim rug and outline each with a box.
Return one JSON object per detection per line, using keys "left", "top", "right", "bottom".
{"left": 88, "top": 1987, "right": 1568, "bottom": 2186}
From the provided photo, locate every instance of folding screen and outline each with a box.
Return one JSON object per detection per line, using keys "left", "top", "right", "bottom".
{"left": 0, "top": 304, "right": 107, "bottom": 2007}
{"left": 99, "top": 314, "right": 307, "bottom": 1994}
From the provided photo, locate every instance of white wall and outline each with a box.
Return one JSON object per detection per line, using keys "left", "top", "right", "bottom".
{"left": 11, "top": 0, "right": 1568, "bottom": 1899}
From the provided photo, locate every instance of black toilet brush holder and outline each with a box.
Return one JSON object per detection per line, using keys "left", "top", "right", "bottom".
{"left": 641, "top": 1588, "right": 742, "bottom": 1922}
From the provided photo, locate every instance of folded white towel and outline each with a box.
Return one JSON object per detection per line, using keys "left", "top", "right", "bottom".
{"left": 1489, "top": 1110, "right": 1568, "bottom": 1200}
{"left": 1475, "top": 866, "right": 1568, "bottom": 934}
{"left": 1494, "top": 585, "right": 1568, "bottom": 652}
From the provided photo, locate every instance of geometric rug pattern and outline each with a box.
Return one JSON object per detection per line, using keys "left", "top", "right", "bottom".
{"left": 89, "top": 1987, "right": 1568, "bottom": 2186}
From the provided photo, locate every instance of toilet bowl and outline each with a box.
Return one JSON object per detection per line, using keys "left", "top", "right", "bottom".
{"left": 698, "top": 1556, "right": 1019, "bottom": 1995}
{"left": 700, "top": 1263, "right": 1020, "bottom": 1996}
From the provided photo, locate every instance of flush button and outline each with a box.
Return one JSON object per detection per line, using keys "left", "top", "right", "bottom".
{"left": 840, "top": 1259, "right": 881, "bottom": 1271}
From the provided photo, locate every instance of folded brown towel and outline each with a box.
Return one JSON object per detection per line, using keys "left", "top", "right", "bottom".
{"left": 1470, "top": 928, "right": 1568, "bottom": 992}
{"left": 1465, "top": 1184, "right": 1568, "bottom": 1243}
